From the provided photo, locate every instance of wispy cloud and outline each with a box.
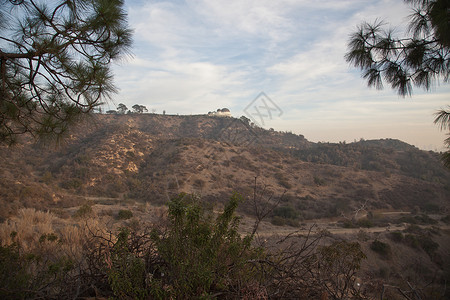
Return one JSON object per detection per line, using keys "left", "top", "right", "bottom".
{"left": 110, "top": 0, "right": 450, "bottom": 150}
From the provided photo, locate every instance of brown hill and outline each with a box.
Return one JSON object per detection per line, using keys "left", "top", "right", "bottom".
{"left": 0, "top": 113, "right": 448, "bottom": 222}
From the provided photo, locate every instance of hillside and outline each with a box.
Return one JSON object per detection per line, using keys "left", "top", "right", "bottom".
{"left": 1, "top": 114, "right": 448, "bottom": 222}
{"left": 1, "top": 113, "right": 450, "bottom": 299}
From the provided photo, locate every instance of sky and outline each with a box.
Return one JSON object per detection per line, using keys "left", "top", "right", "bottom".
{"left": 109, "top": 0, "right": 450, "bottom": 151}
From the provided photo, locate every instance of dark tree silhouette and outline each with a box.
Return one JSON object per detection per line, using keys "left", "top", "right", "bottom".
{"left": 434, "top": 107, "right": 450, "bottom": 167}
{"left": 346, "top": 0, "right": 449, "bottom": 167}
{"left": 345, "top": 0, "right": 449, "bottom": 97}
{"left": 132, "top": 104, "right": 148, "bottom": 113}
{"left": 0, "top": 0, "right": 132, "bottom": 144}
{"left": 116, "top": 103, "right": 128, "bottom": 114}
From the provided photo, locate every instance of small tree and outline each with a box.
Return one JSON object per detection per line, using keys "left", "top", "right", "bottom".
{"left": 0, "top": 0, "right": 132, "bottom": 144}
{"left": 117, "top": 103, "right": 128, "bottom": 114}
{"left": 131, "top": 104, "right": 148, "bottom": 114}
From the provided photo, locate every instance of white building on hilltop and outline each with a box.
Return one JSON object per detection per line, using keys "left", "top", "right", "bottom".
{"left": 208, "top": 108, "right": 231, "bottom": 117}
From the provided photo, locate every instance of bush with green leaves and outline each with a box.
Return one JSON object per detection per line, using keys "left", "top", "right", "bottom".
{"left": 117, "top": 209, "right": 133, "bottom": 220}
{"left": 0, "top": 233, "right": 75, "bottom": 299}
{"left": 105, "top": 228, "right": 147, "bottom": 299}
{"left": 0, "top": 192, "right": 375, "bottom": 299}
{"left": 271, "top": 205, "right": 300, "bottom": 227}
{"left": 73, "top": 203, "right": 93, "bottom": 218}
{"left": 370, "top": 240, "right": 391, "bottom": 258}
{"left": 148, "top": 192, "right": 263, "bottom": 298}
{"left": 389, "top": 231, "right": 404, "bottom": 243}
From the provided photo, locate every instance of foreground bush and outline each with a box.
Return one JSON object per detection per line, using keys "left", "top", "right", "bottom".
{"left": 147, "top": 192, "right": 263, "bottom": 298}
{"left": 0, "top": 193, "right": 371, "bottom": 299}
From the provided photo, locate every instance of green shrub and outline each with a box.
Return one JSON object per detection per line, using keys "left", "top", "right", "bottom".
{"left": 313, "top": 176, "right": 325, "bottom": 186}
{"left": 60, "top": 178, "right": 83, "bottom": 190}
{"left": 271, "top": 215, "right": 286, "bottom": 226}
{"left": 106, "top": 228, "right": 147, "bottom": 299}
{"left": 417, "top": 235, "right": 439, "bottom": 258}
{"left": 404, "top": 234, "right": 420, "bottom": 249}
{"left": 271, "top": 206, "right": 299, "bottom": 227}
{"left": 389, "top": 231, "right": 404, "bottom": 243}
{"left": 41, "top": 171, "right": 53, "bottom": 184}
{"left": 340, "top": 219, "right": 355, "bottom": 228}
{"left": 0, "top": 235, "right": 74, "bottom": 299}
{"left": 370, "top": 240, "right": 391, "bottom": 258}
{"left": 73, "top": 204, "right": 93, "bottom": 218}
{"left": 117, "top": 209, "right": 133, "bottom": 220}
{"left": 356, "top": 218, "right": 373, "bottom": 228}
{"left": 271, "top": 216, "right": 300, "bottom": 227}
{"left": 399, "top": 214, "right": 437, "bottom": 225}
{"left": 441, "top": 215, "right": 450, "bottom": 224}
{"left": 193, "top": 178, "right": 205, "bottom": 189}
{"left": 273, "top": 206, "right": 298, "bottom": 219}
{"left": 0, "top": 243, "right": 32, "bottom": 299}
{"left": 149, "top": 193, "right": 263, "bottom": 298}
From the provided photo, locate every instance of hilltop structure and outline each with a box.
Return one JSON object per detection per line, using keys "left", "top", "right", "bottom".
{"left": 208, "top": 108, "right": 231, "bottom": 117}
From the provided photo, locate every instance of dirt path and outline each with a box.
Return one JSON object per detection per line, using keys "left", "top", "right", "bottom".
{"left": 249, "top": 222, "right": 409, "bottom": 238}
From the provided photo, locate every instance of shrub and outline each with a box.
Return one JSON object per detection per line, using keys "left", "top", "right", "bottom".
{"left": 417, "top": 235, "right": 439, "bottom": 258}
{"left": 313, "top": 176, "right": 325, "bottom": 186}
{"left": 405, "top": 224, "right": 423, "bottom": 234}
{"left": 399, "top": 214, "right": 438, "bottom": 225}
{"left": 0, "top": 242, "right": 32, "bottom": 299}
{"left": 149, "top": 193, "right": 263, "bottom": 298}
{"left": 60, "top": 178, "right": 83, "bottom": 190}
{"left": 273, "top": 206, "right": 298, "bottom": 219}
{"left": 404, "top": 234, "right": 420, "bottom": 249}
{"left": 370, "top": 240, "right": 391, "bottom": 258}
{"left": 315, "top": 241, "right": 366, "bottom": 299}
{"left": 274, "top": 172, "right": 292, "bottom": 189}
{"left": 389, "top": 231, "right": 404, "bottom": 243}
{"left": 271, "top": 216, "right": 300, "bottom": 227}
{"left": 0, "top": 233, "right": 75, "bottom": 299}
{"left": 73, "top": 204, "right": 93, "bottom": 219}
{"left": 117, "top": 209, "right": 133, "bottom": 220}
{"left": 356, "top": 218, "right": 373, "bottom": 228}
{"left": 106, "top": 228, "right": 147, "bottom": 299}
{"left": 193, "top": 178, "right": 205, "bottom": 189}
{"left": 271, "top": 215, "right": 286, "bottom": 226}
{"left": 441, "top": 215, "right": 450, "bottom": 224}
{"left": 271, "top": 206, "right": 299, "bottom": 227}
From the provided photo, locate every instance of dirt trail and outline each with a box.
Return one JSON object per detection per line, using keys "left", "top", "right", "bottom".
{"left": 251, "top": 222, "right": 409, "bottom": 238}
{"left": 241, "top": 211, "right": 449, "bottom": 238}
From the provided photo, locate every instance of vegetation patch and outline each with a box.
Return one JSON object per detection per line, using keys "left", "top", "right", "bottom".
{"left": 73, "top": 204, "right": 93, "bottom": 219}
{"left": 117, "top": 209, "right": 133, "bottom": 220}
{"left": 370, "top": 240, "right": 391, "bottom": 259}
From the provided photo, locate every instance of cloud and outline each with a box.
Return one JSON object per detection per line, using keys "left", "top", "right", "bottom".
{"left": 111, "top": 0, "right": 450, "bottom": 149}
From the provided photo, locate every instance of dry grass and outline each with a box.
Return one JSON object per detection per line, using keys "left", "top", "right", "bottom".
{"left": 0, "top": 208, "right": 55, "bottom": 250}
{"left": 0, "top": 207, "right": 108, "bottom": 259}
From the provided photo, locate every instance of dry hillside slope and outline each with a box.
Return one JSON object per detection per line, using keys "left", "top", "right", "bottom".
{"left": 0, "top": 114, "right": 448, "bottom": 222}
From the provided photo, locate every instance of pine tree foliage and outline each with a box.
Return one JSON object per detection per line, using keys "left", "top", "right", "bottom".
{"left": 0, "top": 0, "right": 132, "bottom": 144}
{"left": 345, "top": 0, "right": 449, "bottom": 96}
{"left": 434, "top": 107, "right": 450, "bottom": 167}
